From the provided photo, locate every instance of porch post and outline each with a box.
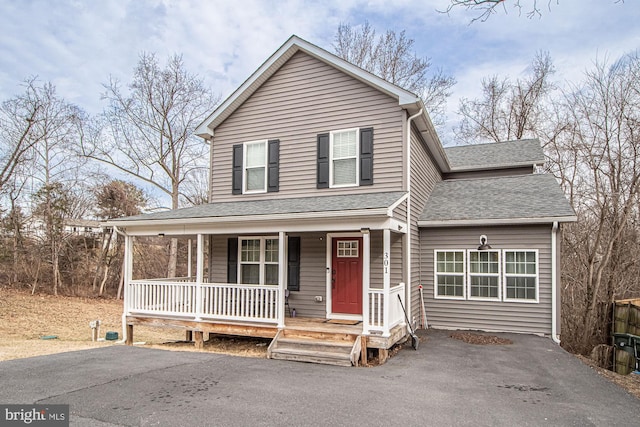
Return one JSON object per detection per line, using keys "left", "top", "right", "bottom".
{"left": 195, "top": 234, "right": 204, "bottom": 321}
{"left": 277, "top": 231, "right": 286, "bottom": 328}
{"left": 383, "top": 228, "right": 391, "bottom": 337}
{"left": 362, "top": 229, "right": 371, "bottom": 335}
{"left": 187, "top": 238, "right": 192, "bottom": 278}
{"left": 123, "top": 234, "right": 134, "bottom": 345}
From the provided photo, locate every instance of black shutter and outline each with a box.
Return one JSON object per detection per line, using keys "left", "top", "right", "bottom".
{"left": 232, "top": 144, "right": 243, "bottom": 195}
{"left": 360, "top": 127, "right": 373, "bottom": 186}
{"left": 227, "top": 238, "right": 238, "bottom": 283}
{"left": 287, "top": 236, "right": 301, "bottom": 291}
{"left": 267, "top": 139, "right": 279, "bottom": 193}
{"left": 317, "top": 133, "right": 330, "bottom": 188}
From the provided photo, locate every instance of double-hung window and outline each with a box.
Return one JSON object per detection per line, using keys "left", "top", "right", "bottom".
{"left": 240, "top": 237, "right": 279, "bottom": 285}
{"left": 330, "top": 128, "right": 358, "bottom": 187}
{"left": 244, "top": 140, "right": 267, "bottom": 193}
{"left": 504, "top": 250, "right": 538, "bottom": 302}
{"left": 434, "top": 251, "right": 465, "bottom": 299}
{"left": 434, "top": 249, "right": 539, "bottom": 303}
{"left": 468, "top": 250, "right": 500, "bottom": 300}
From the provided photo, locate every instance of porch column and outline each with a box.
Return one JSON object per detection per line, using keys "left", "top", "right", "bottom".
{"left": 277, "top": 231, "right": 286, "bottom": 328}
{"left": 362, "top": 229, "right": 371, "bottom": 335}
{"left": 187, "top": 238, "right": 192, "bottom": 278}
{"left": 383, "top": 228, "right": 391, "bottom": 337}
{"left": 123, "top": 234, "right": 134, "bottom": 345}
{"left": 195, "top": 234, "right": 204, "bottom": 321}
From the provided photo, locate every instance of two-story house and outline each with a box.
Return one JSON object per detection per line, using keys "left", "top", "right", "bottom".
{"left": 108, "top": 36, "right": 575, "bottom": 366}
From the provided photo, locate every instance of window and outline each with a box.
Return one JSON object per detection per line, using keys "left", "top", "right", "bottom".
{"left": 337, "top": 240, "right": 359, "bottom": 257}
{"left": 468, "top": 250, "right": 500, "bottom": 300}
{"left": 433, "top": 249, "right": 539, "bottom": 303}
{"left": 330, "top": 129, "right": 358, "bottom": 187}
{"left": 435, "top": 251, "right": 465, "bottom": 298}
{"left": 239, "top": 237, "right": 279, "bottom": 285}
{"left": 244, "top": 140, "right": 267, "bottom": 193}
{"left": 504, "top": 251, "right": 538, "bottom": 302}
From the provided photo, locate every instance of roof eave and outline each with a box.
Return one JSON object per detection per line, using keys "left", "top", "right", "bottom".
{"left": 418, "top": 216, "right": 578, "bottom": 227}
{"left": 104, "top": 207, "right": 390, "bottom": 228}
{"left": 448, "top": 161, "right": 543, "bottom": 173}
{"left": 402, "top": 98, "right": 451, "bottom": 173}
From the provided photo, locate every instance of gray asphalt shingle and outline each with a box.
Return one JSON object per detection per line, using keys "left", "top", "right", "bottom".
{"left": 445, "top": 139, "right": 545, "bottom": 171}
{"left": 419, "top": 174, "right": 575, "bottom": 223}
{"left": 112, "top": 191, "right": 407, "bottom": 222}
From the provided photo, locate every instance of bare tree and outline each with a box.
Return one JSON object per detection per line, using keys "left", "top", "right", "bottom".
{"left": 455, "top": 51, "right": 556, "bottom": 144}
{"left": 82, "top": 53, "right": 219, "bottom": 277}
{"left": 4, "top": 81, "right": 88, "bottom": 295}
{"left": 93, "top": 180, "right": 146, "bottom": 296}
{"left": 548, "top": 52, "right": 640, "bottom": 353}
{"left": 443, "top": 0, "right": 624, "bottom": 22}
{"left": 442, "top": 0, "right": 557, "bottom": 22}
{"left": 0, "top": 78, "right": 51, "bottom": 193}
{"left": 333, "top": 22, "right": 456, "bottom": 126}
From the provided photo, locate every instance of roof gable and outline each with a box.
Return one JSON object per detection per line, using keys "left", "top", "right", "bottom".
{"left": 195, "top": 35, "right": 420, "bottom": 139}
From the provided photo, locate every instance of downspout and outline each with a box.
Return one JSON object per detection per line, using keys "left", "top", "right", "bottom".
{"left": 551, "top": 221, "right": 560, "bottom": 344}
{"left": 113, "top": 225, "right": 129, "bottom": 344}
{"left": 405, "top": 108, "right": 423, "bottom": 325}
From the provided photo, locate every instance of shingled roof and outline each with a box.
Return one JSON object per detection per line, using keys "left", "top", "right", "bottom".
{"left": 419, "top": 174, "right": 575, "bottom": 226}
{"left": 109, "top": 191, "right": 407, "bottom": 225}
{"left": 444, "top": 139, "right": 545, "bottom": 172}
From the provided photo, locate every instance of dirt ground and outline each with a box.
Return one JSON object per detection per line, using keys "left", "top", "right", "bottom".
{"left": 1, "top": 289, "right": 639, "bottom": 399}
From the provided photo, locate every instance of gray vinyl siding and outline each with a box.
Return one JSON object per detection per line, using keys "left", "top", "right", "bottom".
{"left": 210, "top": 51, "right": 404, "bottom": 202}
{"left": 392, "top": 199, "right": 407, "bottom": 222}
{"left": 207, "top": 231, "right": 401, "bottom": 319}
{"left": 420, "top": 225, "right": 553, "bottom": 335}
{"left": 288, "top": 232, "right": 327, "bottom": 318}
{"left": 409, "top": 124, "right": 442, "bottom": 319}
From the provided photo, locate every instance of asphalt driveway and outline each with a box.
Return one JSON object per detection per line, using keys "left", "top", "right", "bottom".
{"left": 0, "top": 330, "right": 638, "bottom": 426}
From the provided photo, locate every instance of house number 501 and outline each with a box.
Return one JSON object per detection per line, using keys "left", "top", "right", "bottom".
{"left": 384, "top": 252, "right": 389, "bottom": 274}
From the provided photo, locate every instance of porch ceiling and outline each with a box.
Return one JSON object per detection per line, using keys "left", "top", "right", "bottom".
{"left": 106, "top": 191, "right": 408, "bottom": 236}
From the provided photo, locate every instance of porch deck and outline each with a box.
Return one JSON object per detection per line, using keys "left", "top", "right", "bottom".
{"left": 125, "top": 314, "right": 407, "bottom": 365}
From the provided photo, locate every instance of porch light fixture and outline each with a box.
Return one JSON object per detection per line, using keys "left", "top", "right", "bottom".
{"left": 360, "top": 227, "right": 370, "bottom": 234}
{"left": 158, "top": 233, "right": 165, "bottom": 237}
{"left": 478, "top": 235, "right": 491, "bottom": 250}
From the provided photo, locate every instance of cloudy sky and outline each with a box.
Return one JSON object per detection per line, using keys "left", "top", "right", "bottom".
{"left": 0, "top": 0, "right": 638, "bottom": 144}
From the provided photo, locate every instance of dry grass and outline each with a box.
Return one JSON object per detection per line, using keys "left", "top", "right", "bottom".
{"left": 0, "top": 288, "right": 266, "bottom": 361}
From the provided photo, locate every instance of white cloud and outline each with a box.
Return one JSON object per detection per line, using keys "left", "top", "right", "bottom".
{"left": 0, "top": 0, "right": 637, "bottom": 125}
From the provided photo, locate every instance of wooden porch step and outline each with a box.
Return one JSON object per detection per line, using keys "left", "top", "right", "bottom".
{"left": 267, "top": 330, "right": 362, "bottom": 367}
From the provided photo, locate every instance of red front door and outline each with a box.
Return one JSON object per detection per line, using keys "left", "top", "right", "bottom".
{"left": 332, "top": 237, "right": 363, "bottom": 315}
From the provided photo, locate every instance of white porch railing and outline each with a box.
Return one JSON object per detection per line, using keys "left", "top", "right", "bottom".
{"left": 365, "top": 282, "right": 406, "bottom": 336}
{"left": 126, "top": 280, "right": 280, "bottom": 324}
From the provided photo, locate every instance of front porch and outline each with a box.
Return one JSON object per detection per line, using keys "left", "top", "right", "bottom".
{"left": 123, "top": 276, "right": 408, "bottom": 365}
{"left": 110, "top": 191, "right": 412, "bottom": 366}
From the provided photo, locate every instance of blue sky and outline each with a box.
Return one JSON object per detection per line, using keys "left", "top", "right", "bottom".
{"left": 0, "top": 0, "right": 638, "bottom": 143}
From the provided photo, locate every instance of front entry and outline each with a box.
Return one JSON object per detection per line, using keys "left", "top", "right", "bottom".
{"left": 331, "top": 237, "right": 363, "bottom": 315}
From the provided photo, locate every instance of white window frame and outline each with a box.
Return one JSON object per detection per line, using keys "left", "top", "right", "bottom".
{"left": 467, "top": 249, "right": 501, "bottom": 301}
{"left": 238, "top": 236, "right": 279, "bottom": 285}
{"left": 503, "top": 249, "right": 539, "bottom": 303}
{"left": 434, "top": 250, "right": 466, "bottom": 300}
{"left": 329, "top": 128, "right": 359, "bottom": 188}
{"left": 243, "top": 140, "right": 268, "bottom": 194}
